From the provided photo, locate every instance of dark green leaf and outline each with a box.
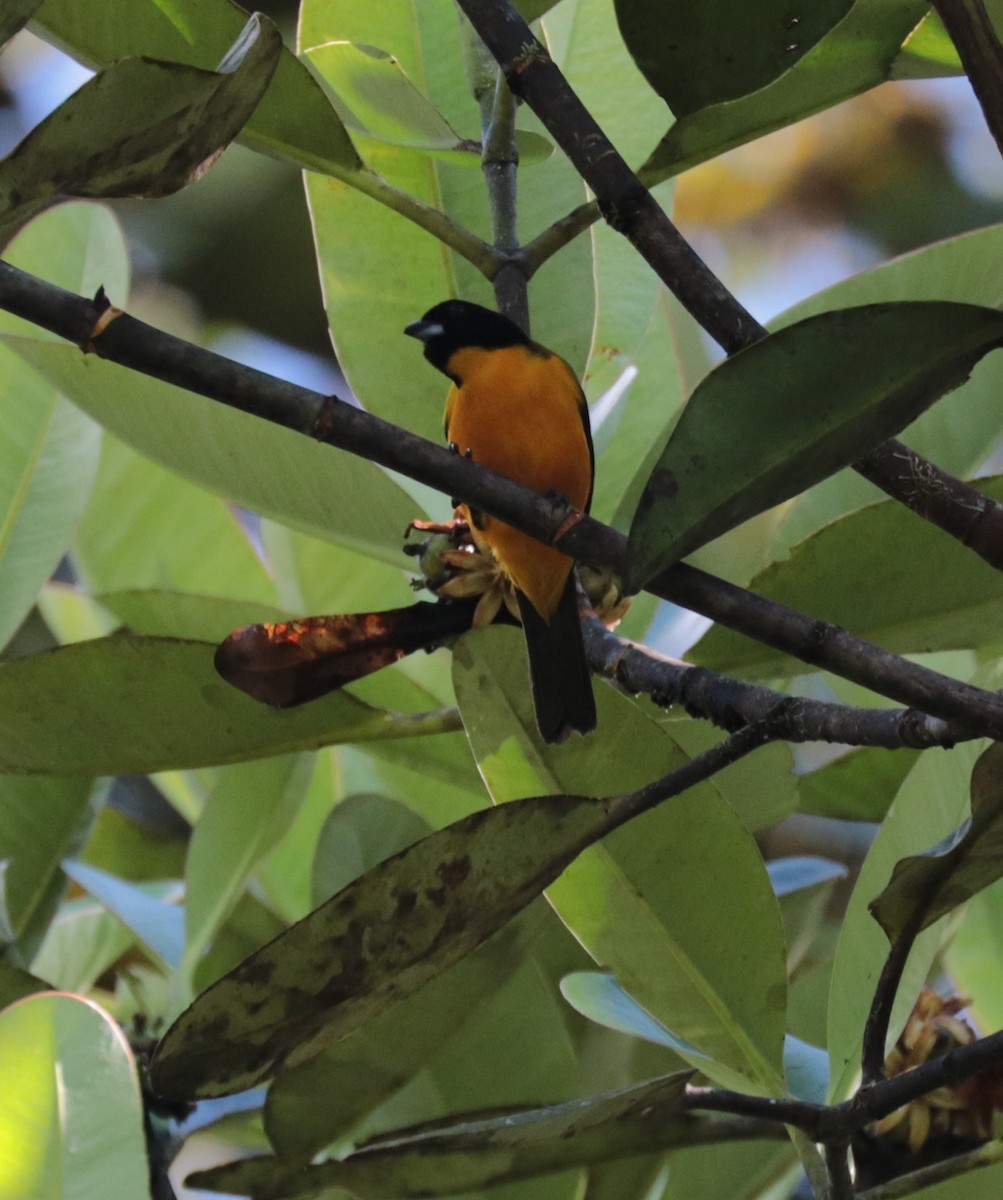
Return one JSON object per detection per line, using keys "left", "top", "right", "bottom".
{"left": 692, "top": 475, "right": 1003, "bottom": 679}
{"left": 0, "top": 960, "right": 49, "bottom": 1006}
{"left": 33, "top": 0, "right": 361, "bottom": 175}
{"left": 150, "top": 791, "right": 625, "bottom": 1098}
{"left": 640, "top": 0, "right": 930, "bottom": 183}
{"left": 615, "top": 0, "right": 852, "bottom": 117}
{"left": 628, "top": 302, "right": 1003, "bottom": 590}
{"left": 0, "top": 636, "right": 386, "bottom": 775}
{"left": 263, "top": 921, "right": 528, "bottom": 1163}
{"left": 0, "top": 0, "right": 42, "bottom": 46}
{"left": 870, "top": 742, "right": 1003, "bottom": 941}
{"left": 192, "top": 1072, "right": 702, "bottom": 1198}
{"left": 0, "top": 15, "right": 282, "bottom": 241}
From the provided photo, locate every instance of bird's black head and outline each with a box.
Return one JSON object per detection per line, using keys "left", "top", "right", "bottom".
{"left": 404, "top": 300, "right": 530, "bottom": 375}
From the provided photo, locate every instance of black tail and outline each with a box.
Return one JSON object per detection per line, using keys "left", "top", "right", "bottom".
{"left": 517, "top": 575, "right": 597, "bottom": 744}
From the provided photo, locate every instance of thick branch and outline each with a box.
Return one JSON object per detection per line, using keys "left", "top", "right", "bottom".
{"left": 3, "top": 261, "right": 1003, "bottom": 739}
{"left": 583, "top": 615, "right": 973, "bottom": 750}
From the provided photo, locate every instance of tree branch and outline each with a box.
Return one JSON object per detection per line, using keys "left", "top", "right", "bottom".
{"left": 583, "top": 614, "right": 976, "bottom": 751}
{"left": 4, "top": 261, "right": 1003, "bottom": 739}
{"left": 932, "top": 0, "right": 1003, "bottom": 160}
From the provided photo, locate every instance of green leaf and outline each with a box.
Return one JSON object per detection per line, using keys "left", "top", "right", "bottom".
{"left": 869, "top": 743, "right": 1003, "bottom": 941}
{"left": 771, "top": 223, "right": 1003, "bottom": 547}
{"left": 0, "top": 0, "right": 43, "bottom": 46}
{"left": 193, "top": 1072, "right": 699, "bottom": 1199}
{"left": 307, "top": 41, "right": 551, "bottom": 165}
{"left": 561, "top": 971, "right": 704, "bottom": 1056}
{"left": 33, "top": 0, "right": 361, "bottom": 174}
{"left": 0, "top": 636, "right": 390, "bottom": 775}
{"left": 150, "top": 789, "right": 625, "bottom": 1098}
{"left": 0, "top": 993, "right": 148, "bottom": 1199}
{"left": 0, "top": 775, "right": 95, "bottom": 959}
{"left": 797, "top": 747, "right": 921, "bottom": 822}
{"left": 73, "top": 436, "right": 277, "bottom": 603}
{"left": 29, "top": 897, "right": 135, "bottom": 993}
{"left": 627, "top": 302, "right": 1003, "bottom": 590}
{"left": 892, "top": 10, "right": 963, "bottom": 77}
{"left": 2, "top": 341, "right": 423, "bottom": 568}
{"left": 184, "top": 755, "right": 313, "bottom": 976}
{"left": 0, "top": 961, "right": 49, "bottom": 1006}
{"left": 98, "top": 588, "right": 288, "bottom": 642}
{"left": 0, "top": 15, "right": 282, "bottom": 242}
{"left": 453, "top": 628, "right": 787, "bottom": 1094}
{"left": 827, "top": 739, "right": 984, "bottom": 1100}
{"left": 692, "top": 475, "right": 1003, "bottom": 678}
{"left": 615, "top": 0, "right": 851, "bottom": 117}
{"left": 0, "top": 203, "right": 122, "bottom": 649}
{"left": 640, "top": 0, "right": 931, "bottom": 182}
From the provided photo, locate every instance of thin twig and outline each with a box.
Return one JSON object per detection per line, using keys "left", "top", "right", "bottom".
{"left": 3, "top": 262, "right": 1003, "bottom": 738}
{"left": 860, "top": 914, "right": 926, "bottom": 1085}
{"left": 856, "top": 1137, "right": 1003, "bottom": 1200}
{"left": 827, "top": 1140, "right": 855, "bottom": 1200}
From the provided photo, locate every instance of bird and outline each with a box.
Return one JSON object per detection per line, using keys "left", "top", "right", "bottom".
{"left": 405, "top": 298, "right": 597, "bottom": 744}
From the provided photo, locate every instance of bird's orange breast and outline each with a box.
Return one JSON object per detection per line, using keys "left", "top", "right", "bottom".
{"left": 443, "top": 343, "right": 592, "bottom": 621}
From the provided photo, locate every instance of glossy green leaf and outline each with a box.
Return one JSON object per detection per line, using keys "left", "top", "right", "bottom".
{"left": 615, "top": 0, "right": 851, "bottom": 117}
{"left": 0, "top": 15, "right": 282, "bottom": 242}
{"left": 827, "top": 739, "right": 983, "bottom": 1100}
{"left": 33, "top": 0, "right": 361, "bottom": 174}
{"left": 0, "top": 636, "right": 389, "bottom": 775}
{"left": 453, "top": 627, "right": 786, "bottom": 1094}
{"left": 0, "top": 775, "right": 94, "bottom": 958}
{"left": 0, "top": 993, "right": 148, "bottom": 1200}
{"left": 693, "top": 476, "right": 1003, "bottom": 678}
{"left": 184, "top": 755, "right": 313, "bottom": 976}
{"left": 771, "top": 225, "right": 1003, "bottom": 549}
{"left": 263, "top": 922, "right": 527, "bottom": 1163}
{"left": 2, "top": 342, "right": 422, "bottom": 567}
{"left": 0, "top": 0, "right": 43, "bottom": 46}
{"left": 628, "top": 303, "right": 1003, "bottom": 590}
{"left": 797, "top": 747, "right": 920, "bottom": 821}
{"left": 0, "top": 203, "right": 121, "bottom": 649}
{"left": 870, "top": 743, "right": 1003, "bottom": 941}
{"left": 640, "top": 0, "right": 930, "bottom": 183}
{"left": 151, "top": 788, "right": 626, "bottom": 1098}
{"left": 945, "top": 877, "right": 1003, "bottom": 1037}
{"left": 193, "top": 1072, "right": 699, "bottom": 1198}
{"left": 63, "top": 860, "right": 184, "bottom": 970}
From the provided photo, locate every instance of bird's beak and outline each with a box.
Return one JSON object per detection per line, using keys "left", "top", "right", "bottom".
{"left": 404, "top": 318, "right": 443, "bottom": 342}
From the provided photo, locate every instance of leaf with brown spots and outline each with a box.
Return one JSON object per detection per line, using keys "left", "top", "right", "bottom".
{"left": 150, "top": 790, "right": 628, "bottom": 1099}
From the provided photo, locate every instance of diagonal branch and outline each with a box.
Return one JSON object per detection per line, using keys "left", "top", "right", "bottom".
{"left": 3, "top": 260, "right": 1003, "bottom": 739}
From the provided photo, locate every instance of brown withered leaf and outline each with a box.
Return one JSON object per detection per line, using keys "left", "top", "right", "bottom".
{"left": 215, "top": 601, "right": 475, "bottom": 707}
